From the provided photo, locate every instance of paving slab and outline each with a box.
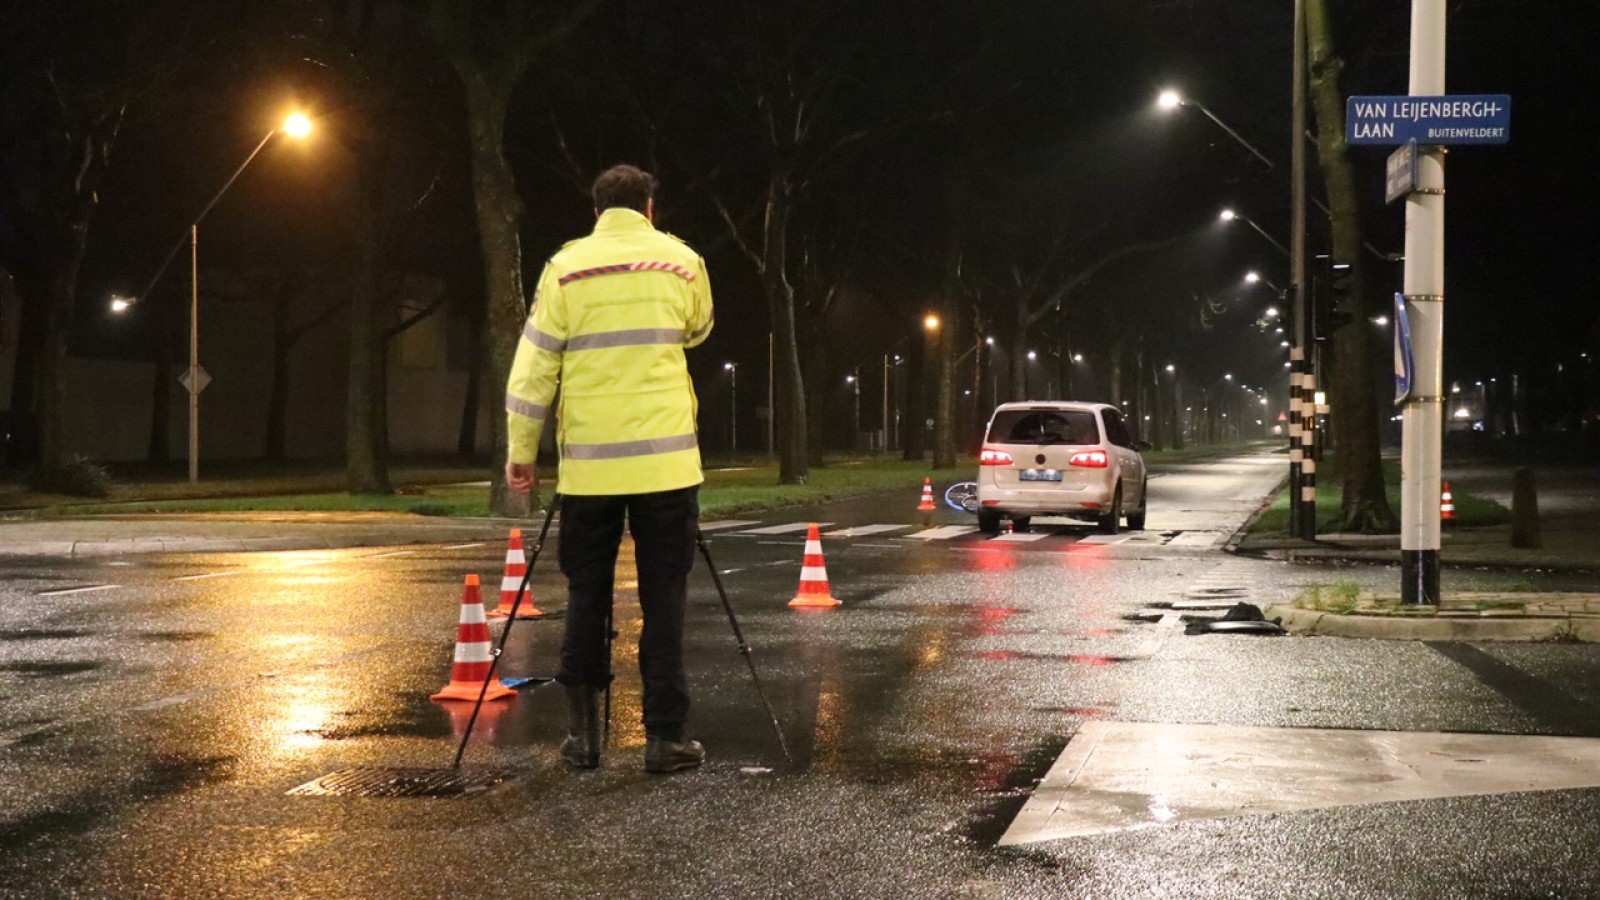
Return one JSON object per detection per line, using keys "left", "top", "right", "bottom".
{"left": 1001, "top": 720, "right": 1600, "bottom": 844}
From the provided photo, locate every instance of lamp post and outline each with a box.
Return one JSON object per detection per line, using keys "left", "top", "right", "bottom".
{"left": 133, "top": 111, "right": 312, "bottom": 482}
{"left": 1220, "top": 208, "right": 1290, "bottom": 258}
{"left": 845, "top": 371, "right": 860, "bottom": 450}
{"left": 724, "top": 362, "right": 738, "bottom": 453}
{"left": 1158, "top": 89, "right": 1275, "bottom": 170}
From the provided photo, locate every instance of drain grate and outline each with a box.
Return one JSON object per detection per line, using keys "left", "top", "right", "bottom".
{"left": 288, "top": 767, "right": 509, "bottom": 799}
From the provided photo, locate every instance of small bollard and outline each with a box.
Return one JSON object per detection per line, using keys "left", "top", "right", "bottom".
{"left": 1510, "top": 466, "right": 1542, "bottom": 549}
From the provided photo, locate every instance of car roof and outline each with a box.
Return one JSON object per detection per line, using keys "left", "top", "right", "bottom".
{"left": 990, "top": 401, "right": 1114, "bottom": 414}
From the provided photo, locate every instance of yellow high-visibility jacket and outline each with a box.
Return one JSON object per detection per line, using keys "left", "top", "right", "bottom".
{"left": 506, "top": 208, "right": 714, "bottom": 496}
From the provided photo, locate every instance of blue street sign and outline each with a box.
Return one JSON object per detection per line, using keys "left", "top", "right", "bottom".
{"left": 1347, "top": 94, "right": 1511, "bottom": 146}
{"left": 1394, "top": 293, "right": 1415, "bottom": 406}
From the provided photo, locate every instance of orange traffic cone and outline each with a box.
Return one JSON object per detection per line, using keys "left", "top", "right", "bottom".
{"left": 488, "top": 528, "right": 544, "bottom": 619}
{"left": 788, "top": 523, "right": 841, "bottom": 608}
{"left": 1440, "top": 481, "right": 1456, "bottom": 521}
{"left": 917, "top": 478, "right": 936, "bottom": 512}
{"left": 432, "top": 575, "right": 516, "bottom": 703}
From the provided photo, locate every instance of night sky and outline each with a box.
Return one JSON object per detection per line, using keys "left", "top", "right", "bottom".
{"left": 12, "top": 0, "right": 1598, "bottom": 424}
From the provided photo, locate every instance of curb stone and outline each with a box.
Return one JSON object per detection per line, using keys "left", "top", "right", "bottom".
{"left": 1269, "top": 605, "right": 1600, "bottom": 642}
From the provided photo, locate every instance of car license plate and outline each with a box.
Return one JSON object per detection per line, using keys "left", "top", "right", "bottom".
{"left": 1019, "top": 468, "right": 1062, "bottom": 482}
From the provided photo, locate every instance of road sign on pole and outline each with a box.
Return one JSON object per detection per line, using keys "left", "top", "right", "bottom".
{"left": 1346, "top": 94, "right": 1511, "bottom": 145}
{"left": 1385, "top": 140, "right": 1420, "bottom": 204}
{"left": 1393, "top": 293, "right": 1415, "bottom": 406}
{"left": 179, "top": 365, "right": 211, "bottom": 395}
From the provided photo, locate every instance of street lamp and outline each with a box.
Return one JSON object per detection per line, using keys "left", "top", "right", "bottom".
{"left": 724, "top": 362, "right": 737, "bottom": 453}
{"left": 109, "top": 295, "right": 134, "bottom": 315}
{"left": 132, "top": 110, "right": 314, "bottom": 482}
{"left": 923, "top": 313, "right": 940, "bottom": 332}
{"left": 1156, "top": 88, "right": 1275, "bottom": 170}
{"left": 1220, "top": 208, "right": 1290, "bottom": 258}
{"left": 845, "top": 371, "right": 860, "bottom": 449}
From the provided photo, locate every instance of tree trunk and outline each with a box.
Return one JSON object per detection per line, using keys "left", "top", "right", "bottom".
{"left": 1307, "top": 0, "right": 1396, "bottom": 533}
{"left": 457, "top": 302, "right": 486, "bottom": 457}
{"left": 1010, "top": 295, "right": 1029, "bottom": 401}
{"left": 346, "top": 189, "right": 391, "bottom": 494}
{"left": 933, "top": 293, "right": 957, "bottom": 469}
{"left": 902, "top": 326, "right": 927, "bottom": 461}
{"left": 462, "top": 72, "right": 533, "bottom": 514}
{"left": 800, "top": 317, "right": 828, "bottom": 468}
{"left": 761, "top": 177, "right": 808, "bottom": 484}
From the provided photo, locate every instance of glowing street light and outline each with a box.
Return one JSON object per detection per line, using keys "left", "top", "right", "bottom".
{"left": 1220, "top": 207, "right": 1290, "bottom": 258}
{"left": 723, "top": 363, "right": 737, "bottom": 452}
{"left": 109, "top": 295, "right": 134, "bottom": 314}
{"left": 1072, "top": 353, "right": 1084, "bottom": 363}
{"left": 1155, "top": 89, "right": 1274, "bottom": 170}
{"left": 923, "top": 314, "right": 940, "bottom": 332}
{"left": 130, "top": 109, "right": 314, "bottom": 483}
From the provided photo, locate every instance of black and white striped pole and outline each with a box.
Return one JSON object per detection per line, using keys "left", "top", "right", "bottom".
{"left": 1288, "top": 0, "right": 1313, "bottom": 540}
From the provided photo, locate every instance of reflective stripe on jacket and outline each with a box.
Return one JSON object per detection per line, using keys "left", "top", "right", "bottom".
{"left": 505, "top": 208, "right": 714, "bottom": 496}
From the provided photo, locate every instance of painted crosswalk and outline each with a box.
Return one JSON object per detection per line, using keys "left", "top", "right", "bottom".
{"left": 700, "top": 519, "right": 1225, "bottom": 549}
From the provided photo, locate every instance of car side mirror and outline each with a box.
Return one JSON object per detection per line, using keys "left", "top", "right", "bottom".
{"left": 1135, "top": 440, "right": 1153, "bottom": 452}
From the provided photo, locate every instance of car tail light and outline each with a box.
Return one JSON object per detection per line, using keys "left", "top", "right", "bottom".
{"left": 1069, "top": 450, "right": 1108, "bottom": 468}
{"left": 979, "top": 449, "right": 1013, "bottom": 466}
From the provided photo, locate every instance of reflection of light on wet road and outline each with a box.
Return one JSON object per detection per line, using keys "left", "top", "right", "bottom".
{"left": 274, "top": 676, "right": 337, "bottom": 752}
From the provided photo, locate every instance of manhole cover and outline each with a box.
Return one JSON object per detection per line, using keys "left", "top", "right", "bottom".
{"left": 288, "top": 767, "right": 509, "bottom": 798}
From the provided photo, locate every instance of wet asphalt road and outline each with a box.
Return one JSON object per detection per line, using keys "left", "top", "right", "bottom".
{"left": 5, "top": 452, "right": 1600, "bottom": 899}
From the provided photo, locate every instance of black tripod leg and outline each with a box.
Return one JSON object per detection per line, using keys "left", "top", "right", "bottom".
{"left": 695, "top": 530, "right": 793, "bottom": 764}
{"left": 452, "top": 492, "right": 560, "bottom": 769}
{"left": 603, "top": 604, "right": 615, "bottom": 742}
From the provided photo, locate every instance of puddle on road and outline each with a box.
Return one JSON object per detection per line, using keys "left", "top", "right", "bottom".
{"left": 959, "top": 734, "right": 1071, "bottom": 848}
{"left": 0, "top": 661, "right": 102, "bottom": 678}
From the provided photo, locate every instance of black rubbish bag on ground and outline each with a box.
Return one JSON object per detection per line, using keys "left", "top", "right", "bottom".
{"left": 1183, "top": 602, "right": 1286, "bottom": 636}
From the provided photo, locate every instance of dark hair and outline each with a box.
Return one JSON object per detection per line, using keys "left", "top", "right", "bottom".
{"left": 592, "top": 164, "right": 657, "bottom": 213}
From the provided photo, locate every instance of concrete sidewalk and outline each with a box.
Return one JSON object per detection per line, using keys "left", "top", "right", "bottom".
{"left": 0, "top": 511, "right": 524, "bottom": 557}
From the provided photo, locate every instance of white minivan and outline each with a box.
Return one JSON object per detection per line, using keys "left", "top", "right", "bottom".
{"left": 975, "top": 401, "right": 1149, "bottom": 535}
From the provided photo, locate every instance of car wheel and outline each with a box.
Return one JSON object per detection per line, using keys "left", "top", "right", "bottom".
{"left": 978, "top": 510, "right": 1002, "bottom": 535}
{"left": 1097, "top": 485, "right": 1122, "bottom": 535}
{"left": 1012, "top": 516, "right": 1031, "bottom": 533}
{"left": 1126, "top": 480, "right": 1147, "bottom": 531}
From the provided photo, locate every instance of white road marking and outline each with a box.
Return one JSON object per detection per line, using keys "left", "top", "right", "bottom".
{"left": 734, "top": 522, "right": 833, "bottom": 535}
{"left": 989, "top": 531, "right": 1051, "bottom": 543}
{"left": 440, "top": 542, "right": 485, "bottom": 550}
{"left": 1169, "top": 531, "right": 1224, "bottom": 547}
{"left": 823, "top": 524, "right": 914, "bottom": 537}
{"left": 172, "top": 572, "right": 240, "bottom": 582}
{"left": 38, "top": 585, "right": 116, "bottom": 596}
{"left": 1002, "top": 722, "right": 1600, "bottom": 844}
{"left": 1077, "top": 533, "right": 1134, "bottom": 545}
{"left": 364, "top": 549, "right": 416, "bottom": 559}
{"left": 904, "top": 525, "right": 980, "bottom": 541}
{"left": 699, "top": 520, "right": 762, "bottom": 532}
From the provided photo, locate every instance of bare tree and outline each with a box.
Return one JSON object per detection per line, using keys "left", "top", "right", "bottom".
{"left": 421, "top": 0, "right": 598, "bottom": 513}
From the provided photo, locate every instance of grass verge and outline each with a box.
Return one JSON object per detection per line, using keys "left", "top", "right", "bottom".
{"left": 1252, "top": 456, "right": 1509, "bottom": 534}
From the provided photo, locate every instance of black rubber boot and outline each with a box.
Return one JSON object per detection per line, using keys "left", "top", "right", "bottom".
{"left": 560, "top": 685, "right": 601, "bottom": 769}
{"left": 644, "top": 735, "right": 705, "bottom": 773}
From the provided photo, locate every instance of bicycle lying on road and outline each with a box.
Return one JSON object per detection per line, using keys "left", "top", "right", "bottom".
{"left": 943, "top": 481, "right": 979, "bottom": 514}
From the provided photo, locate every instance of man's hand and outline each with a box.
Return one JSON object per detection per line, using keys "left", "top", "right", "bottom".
{"left": 505, "top": 461, "right": 537, "bottom": 494}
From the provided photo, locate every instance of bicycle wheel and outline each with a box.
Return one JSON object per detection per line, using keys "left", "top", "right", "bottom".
{"left": 944, "top": 481, "right": 979, "bottom": 513}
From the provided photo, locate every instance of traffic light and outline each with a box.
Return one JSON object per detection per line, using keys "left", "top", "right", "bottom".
{"left": 1314, "top": 257, "right": 1355, "bottom": 340}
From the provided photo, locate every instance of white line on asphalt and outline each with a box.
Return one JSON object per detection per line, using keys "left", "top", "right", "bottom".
{"left": 172, "top": 572, "right": 240, "bottom": 582}
{"left": 365, "top": 549, "right": 416, "bottom": 559}
{"left": 440, "top": 542, "right": 485, "bottom": 550}
{"left": 904, "top": 525, "right": 979, "bottom": 540}
{"left": 989, "top": 531, "right": 1050, "bottom": 543}
{"left": 719, "top": 569, "right": 744, "bottom": 575}
{"left": 38, "top": 585, "right": 116, "bottom": 596}
{"left": 1078, "top": 533, "right": 1134, "bottom": 545}
{"left": 735, "top": 522, "right": 833, "bottom": 535}
{"left": 823, "top": 524, "right": 914, "bottom": 537}
{"left": 131, "top": 695, "right": 196, "bottom": 711}
{"left": 851, "top": 542, "right": 902, "bottom": 549}
{"left": 699, "top": 520, "right": 763, "bottom": 531}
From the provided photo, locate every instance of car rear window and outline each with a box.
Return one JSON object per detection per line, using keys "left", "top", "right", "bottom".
{"left": 986, "top": 409, "right": 1100, "bottom": 445}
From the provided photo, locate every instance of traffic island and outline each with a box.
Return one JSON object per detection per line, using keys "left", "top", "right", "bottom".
{"left": 1267, "top": 590, "right": 1600, "bottom": 642}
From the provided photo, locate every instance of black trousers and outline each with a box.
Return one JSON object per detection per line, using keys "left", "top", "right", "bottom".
{"left": 555, "top": 486, "right": 698, "bottom": 739}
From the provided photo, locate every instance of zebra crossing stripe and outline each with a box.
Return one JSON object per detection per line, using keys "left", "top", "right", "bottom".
{"left": 1078, "top": 534, "right": 1134, "bottom": 545}
{"left": 732, "top": 522, "right": 833, "bottom": 535}
{"left": 699, "top": 520, "right": 762, "bottom": 532}
{"left": 989, "top": 531, "right": 1050, "bottom": 543}
{"left": 905, "top": 525, "right": 980, "bottom": 540}
{"left": 824, "top": 524, "right": 915, "bottom": 537}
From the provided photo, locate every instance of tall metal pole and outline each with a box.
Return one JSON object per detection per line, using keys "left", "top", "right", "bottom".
{"left": 188, "top": 226, "right": 199, "bottom": 483}
{"left": 1401, "top": 0, "right": 1446, "bottom": 604}
{"left": 729, "top": 365, "right": 738, "bottom": 454}
{"left": 1289, "top": 0, "right": 1311, "bottom": 538}
{"left": 881, "top": 354, "right": 889, "bottom": 453}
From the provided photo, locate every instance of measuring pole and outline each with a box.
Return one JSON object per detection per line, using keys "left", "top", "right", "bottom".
{"left": 189, "top": 225, "right": 200, "bottom": 483}
{"left": 1400, "top": 0, "right": 1446, "bottom": 604}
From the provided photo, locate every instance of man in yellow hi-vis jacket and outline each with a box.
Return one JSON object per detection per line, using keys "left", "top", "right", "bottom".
{"left": 504, "top": 165, "right": 713, "bottom": 773}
